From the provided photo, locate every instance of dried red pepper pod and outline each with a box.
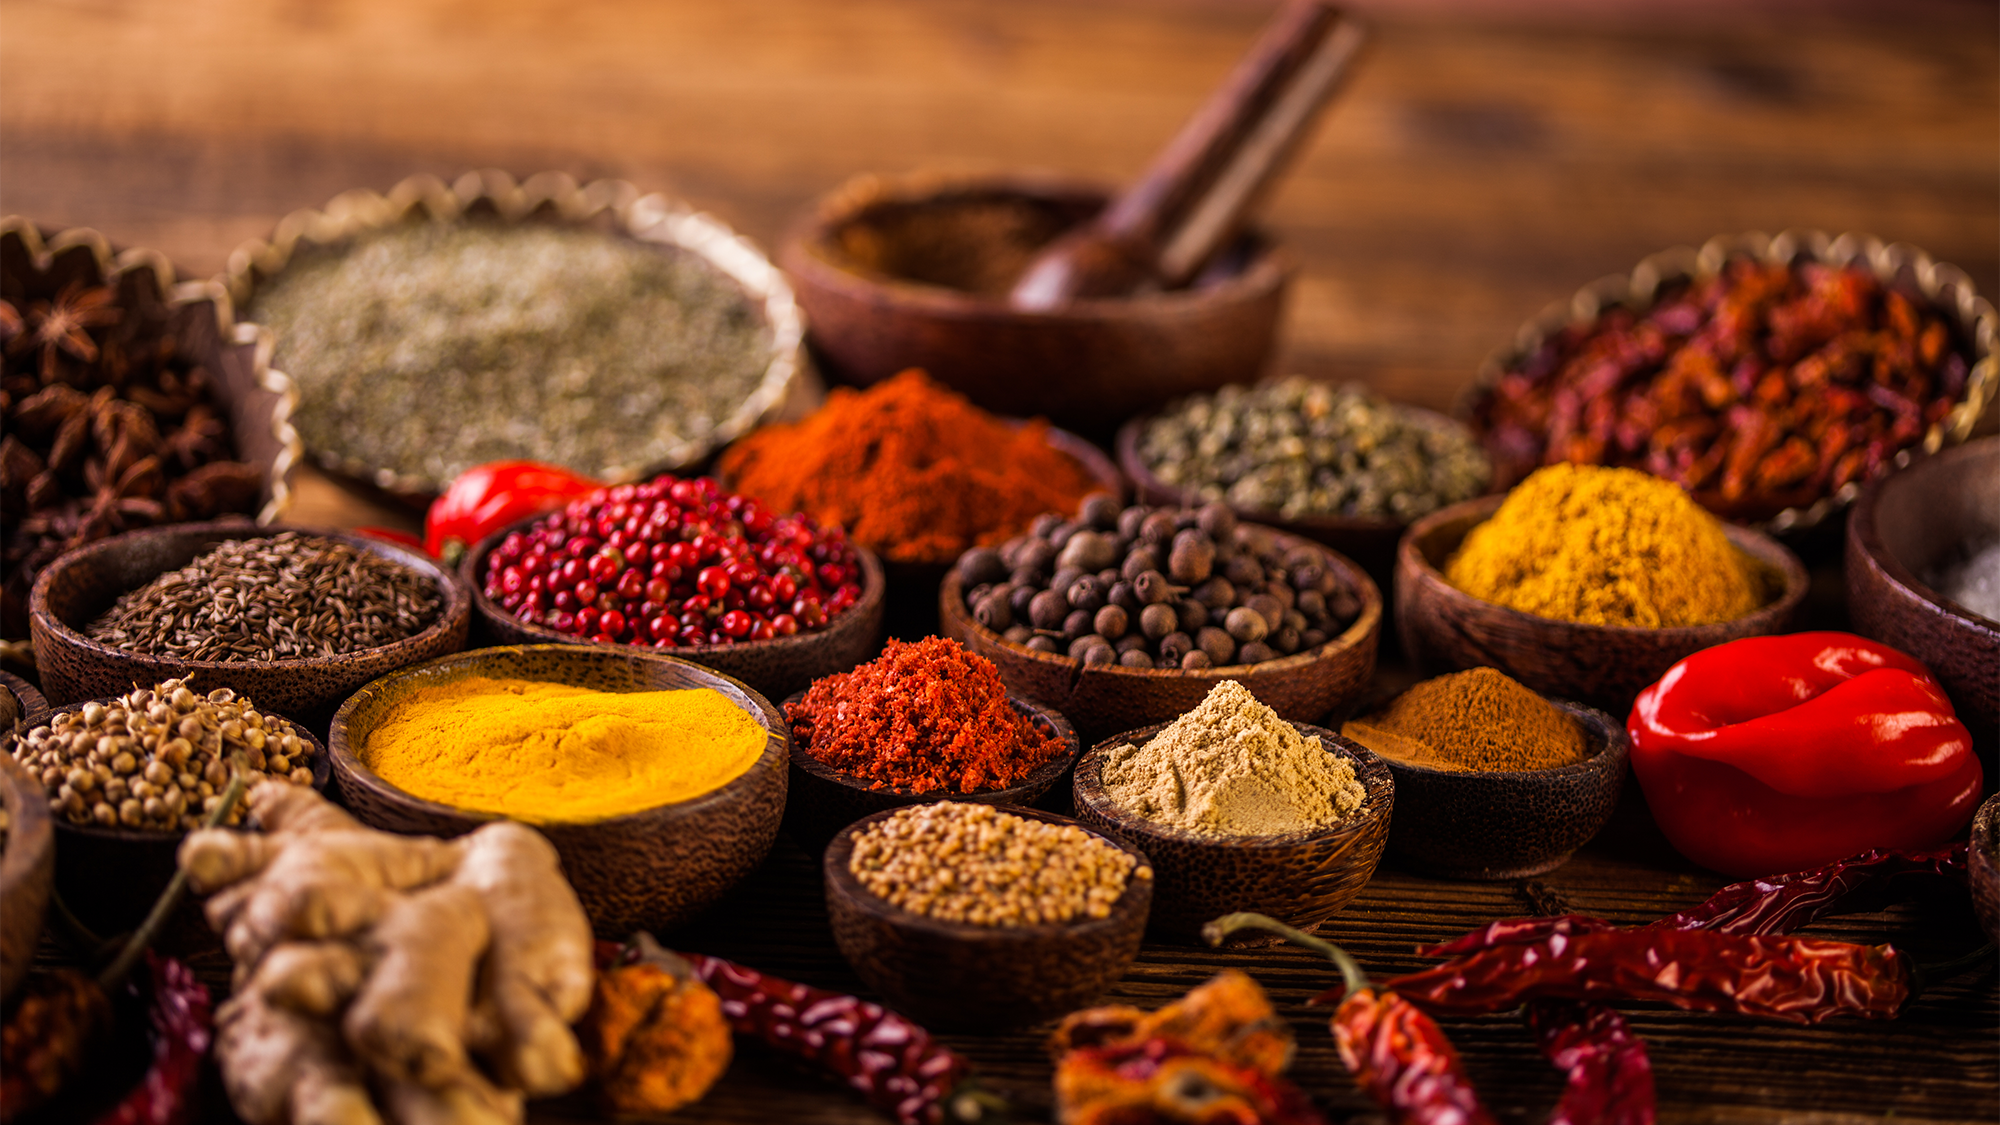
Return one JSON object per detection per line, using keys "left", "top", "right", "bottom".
{"left": 90, "top": 952, "right": 213, "bottom": 1125}
{"left": 423, "top": 459, "right": 604, "bottom": 564}
{"left": 1627, "top": 632, "right": 1981, "bottom": 877}
{"left": 1204, "top": 912, "right": 1497, "bottom": 1125}
{"left": 1651, "top": 843, "right": 1969, "bottom": 937}
{"left": 1525, "top": 1002, "right": 1653, "bottom": 1125}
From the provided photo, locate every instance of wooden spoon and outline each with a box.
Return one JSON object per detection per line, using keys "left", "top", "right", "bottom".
{"left": 1009, "top": 0, "right": 1367, "bottom": 310}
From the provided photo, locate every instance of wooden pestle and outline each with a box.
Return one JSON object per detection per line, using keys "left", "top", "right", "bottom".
{"left": 1009, "top": 1, "right": 1367, "bottom": 310}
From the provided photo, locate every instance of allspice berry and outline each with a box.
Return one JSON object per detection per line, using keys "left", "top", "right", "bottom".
{"left": 1225, "top": 606, "right": 1269, "bottom": 644}
{"left": 1139, "top": 603, "right": 1178, "bottom": 641}
{"left": 957, "top": 548, "right": 1007, "bottom": 588}
{"left": 1168, "top": 529, "right": 1215, "bottom": 584}
{"left": 1094, "top": 604, "right": 1129, "bottom": 639}
{"left": 1029, "top": 589, "right": 1070, "bottom": 630}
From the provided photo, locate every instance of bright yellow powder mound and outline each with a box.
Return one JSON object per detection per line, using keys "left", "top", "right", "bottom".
{"left": 1444, "top": 464, "right": 1764, "bottom": 628}
{"left": 362, "top": 676, "right": 768, "bottom": 823}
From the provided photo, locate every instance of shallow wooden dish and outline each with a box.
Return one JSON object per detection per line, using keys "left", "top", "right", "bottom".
{"left": 1846, "top": 437, "right": 1999, "bottom": 759}
{"left": 29, "top": 522, "right": 469, "bottom": 735}
{"left": 1366, "top": 699, "right": 1628, "bottom": 880}
{"left": 0, "top": 670, "right": 51, "bottom": 732}
{"left": 940, "top": 526, "right": 1380, "bottom": 744}
{"left": 1396, "top": 495, "right": 1808, "bottom": 715}
{"left": 464, "top": 516, "right": 886, "bottom": 704}
{"left": 781, "top": 690, "right": 1081, "bottom": 852}
{"left": 328, "top": 644, "right": 789, "bottom": 937}
{"left": 1971, "top": 795, "right": 1999, "bottom": 948}
{"left": 823, "top": 804, "right": 1151, "bottom": 1029}
{"left": 781, "top": 171, "right": 1288, "bottom": 440}
{"left": 1072, "top": 721, "right": 1391, "bottom": 944}
{"left": 0, "top": 749, "right": 55, "bottom": 1004}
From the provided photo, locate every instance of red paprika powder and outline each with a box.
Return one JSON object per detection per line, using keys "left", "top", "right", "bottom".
{"left": 786, "top": 636, "right": 1065, "bottom": 793}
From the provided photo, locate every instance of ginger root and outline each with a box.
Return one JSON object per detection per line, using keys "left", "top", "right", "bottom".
{"left": 181, "top": 782, "right": 594, "bottom": 1125}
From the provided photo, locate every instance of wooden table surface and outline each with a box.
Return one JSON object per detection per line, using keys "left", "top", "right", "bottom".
{"left": 5, "top": 1, "right": 1996, "bottom": 1122}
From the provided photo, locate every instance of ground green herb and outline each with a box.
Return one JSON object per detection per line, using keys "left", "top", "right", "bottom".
{"left": 251, "top": 222, "right": 774, "bottom": 487}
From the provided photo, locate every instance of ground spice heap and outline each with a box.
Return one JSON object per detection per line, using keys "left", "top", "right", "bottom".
{"left": 87, "top": 532, "right": 440, "bottom": 660}
{"left": 363, "top": 676, "right": 767, "bottom": 822}
{"left": 1101, "top": 680, "right": 1365, "bottom": 838}
{"left": 717, "top": 368, "right": 1099, "bottom": 565}
{"left": 847, "top": 802, "right": 1149, "bottom": 927}
{"left": 1342, "top": 667, "right": 1586, "bottom": 772}
{"left": 786, "top": 636, "right": 1064, "bottom": 793}
{"left": 1445, "top": 464, "right": 1764, "bottom": 628}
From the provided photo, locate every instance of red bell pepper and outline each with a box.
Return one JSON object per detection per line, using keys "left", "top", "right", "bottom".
{"left": 1627, "top": 632, "right": 1981, "bottom": 877}
{"left": 422, "top": 460, "right": 603, "bottom": 566}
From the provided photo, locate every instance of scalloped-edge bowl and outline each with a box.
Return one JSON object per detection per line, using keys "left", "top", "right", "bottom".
{"left": 0, "top": 749, "right": 54, "bottom": 1003}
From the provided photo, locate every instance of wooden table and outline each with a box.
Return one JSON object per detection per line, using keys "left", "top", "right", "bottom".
{"left": 5, "top": 1, "right": 1995, "bottom": 1121}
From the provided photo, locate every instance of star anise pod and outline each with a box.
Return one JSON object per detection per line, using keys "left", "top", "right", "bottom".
{"left": 7, "top": 283, "right": 121, "bottom": 384}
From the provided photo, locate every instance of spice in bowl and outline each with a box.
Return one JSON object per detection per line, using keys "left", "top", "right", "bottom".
{"left": 787, "top": 636, "right": 1064, "bottom": 793}
{"left": 87, "top": 532, "right": 440, "bottom": 660}
{"left": 847, "top": 802, "right": 1148, "bottom": 926}
{"left": 4, "top": 678, "right": 313, "bottom": 830}
{"left": 1926, "top": 538, "right": 2000, "bottom": 622}
{"left": 1446, "top": 464, "right": 1767, "bottom": 628}
{"left": 718, "top": 369, "right": 1100, "bottom": 565}
{"left": 1342, "top": 667, "right": 1585, "bottom": 772}
{"left": 1136, "top": 378, "right": 1490, "bottom": 521}
{"left": 480, "top": 475, "right": 863, "bottom": 646}
{"left": 361, "top": 676, "right": 767, "bottom": 822}
{"left": 958, "top": 496, "right": 1361, "bottom": 669}
{"left": 1102, "top": 680, "right": 1365, "bottom": 837}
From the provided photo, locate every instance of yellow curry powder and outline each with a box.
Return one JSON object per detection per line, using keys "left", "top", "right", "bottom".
{"left": 1444, "top": 464, "right": 1764, "bottom": 628}
{"left": 362, "top": 676, "right": 767, "bottom": 823}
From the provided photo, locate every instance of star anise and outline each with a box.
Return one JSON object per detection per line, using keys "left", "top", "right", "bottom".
{"left": 8, "top": 282, "right": 121, "bottom": 383}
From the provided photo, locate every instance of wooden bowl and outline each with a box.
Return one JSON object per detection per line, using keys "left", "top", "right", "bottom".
{"left": 939, "top": 527, "right": 1381, "bottom": 744}
{"left": 464, "top": 515, "right": 886, "bottom": 704}
{"left": 823, "top": 805, "right": 1151, "bottom": 1029}
{"left": 1396, "top": 495, "right": 1809, "bottom": 715}
{"left": 0, "top": 749, "right": 55, "bottom": 1004}
{"left": 39, "top": 700, "right": 330, "bottom": 950}
{"left": 781, "top": 690, "right": 1081, "bottom": 852}
{"left": 328, "top": 644, "right": 788, "bottom": 937}
{"left": 1971, "top": 794, "right": 1999, "bottom": 948}
{"left": 1846, "top": 437, "right": 1999, "bottom": 758}
{"left": 1370, "top": 700, "right": 1629, "bottom": 880}
{"left": 29, "top": 522, "right": 470, "bottom": 735}
{"left": 0, "top": 670, "right": 51, "bottom": 732}
{"left": 781, "top": 171, "right": 1289, "bottom": 441}
{"left": 1072, "top": 722, "right": 1392, "bottom": 944}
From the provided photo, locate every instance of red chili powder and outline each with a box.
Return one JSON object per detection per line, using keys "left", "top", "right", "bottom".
{"left": 786, "top": 636, "right": 1065, "bottom": 793}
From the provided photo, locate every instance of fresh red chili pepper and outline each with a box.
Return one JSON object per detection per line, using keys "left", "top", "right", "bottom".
{"left": 1525, "top": 1002, "right": 1653, "bottom": 1125}
{"left": 423, "top": 459, "right": 603, "bottom": 565}
{"left": 1627, "top": 631, "right": 1981, "bottom": 877}
{"left": 1651, "top": 843, "right": 1969, "bottom": 937}
{"left": 91, "top": 952, "right": 212, "bottom": 1125}
{"left": 1205, "top": 913, "right": 1497, "bottom": 1125}
{"left": 353, "top": 525, "right": 427, "bottom": 553}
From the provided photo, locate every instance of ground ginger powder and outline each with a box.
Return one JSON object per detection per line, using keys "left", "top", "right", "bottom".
{"left": 1444, "top": 463, "right": 1764, "bottom": 628}
{"left": 362, "top": 675, "right": 767, "bottom": 823}
{"left": 1101, "top": 680, "right": 1365, "bottom": 837}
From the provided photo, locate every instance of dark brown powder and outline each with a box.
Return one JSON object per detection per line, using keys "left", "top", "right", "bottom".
{"left": 1341, "top": 667, "right": 1585, "bottom": 772}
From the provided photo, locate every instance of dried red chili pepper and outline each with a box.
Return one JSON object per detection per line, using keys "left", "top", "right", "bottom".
{"left": 1525, "top": 1002, "right": 1653, "bottom": 1125}
{"left": 1204, "top": 913, "right": 1497, "bottom": 1125}
{"left": 1651, "top": 843, "right": 1969, "bottom": 938}
{"left": 90, "top": 952, "right": 213, "bottom": 1125}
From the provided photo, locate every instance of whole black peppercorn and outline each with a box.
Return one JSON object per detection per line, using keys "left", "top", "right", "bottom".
{"left": 1080, "top": 492, "right": 1122, "bottom": 530}
{"left": 1067, "top": 574, "right": 1107, "bottom": 613}
{"left": 1168, "top": 529, "right": 1215, "bottom": 584}
{"left": 957, "top": 548, "right": 1006, "bottom": 588}
{"left": 1108, "top": 579, "right": 1141, "bottom": 613}
{"left": 1094, "top": 604, "right": 1129, "bottom": 639}
{"left": 1225, "top": 606, "right": 1270, "bottom": 643}
{"left": 1177, "top": 600, "right": 1209, "bottom": 633}
{"left": 1238, "top": 641, "right": 1276, "bottom": 664}
{"left": 1027, "top": 635, "right": 1060, "bottom": 654}
{"left": 1029, "top": 589, "right": 1070, "bottom": 631}
{"left": 1158, "top": 631, "right": 1194, "bottom": 664}
{"left": 1062, "top": 609, "right": 1094, "bottom": 642}
{"left": 1196, "top": 625, "right": 1236, "bottom": 665}
{"left": 1181, "top": 650, "right": 1213, "bottom": 670}
{"left": 1119, "top": 649, "right": 1155, "bottom": 669}
{"left": 1197, "top": 502, "right": 1237, "bottom": 541}
{"left": 974, "top": 593, "right": 1013, "bottom": 632}
{"left": 1139, "top": 602, "right": 1178, "bottom": 641}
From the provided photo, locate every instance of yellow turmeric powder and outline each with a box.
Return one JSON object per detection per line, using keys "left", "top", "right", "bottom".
{"left": 1444, "top": 464, "right": 1764, "bottom": 628}
{"left": 361, "top": 676, "right": 768, "bottom": 823}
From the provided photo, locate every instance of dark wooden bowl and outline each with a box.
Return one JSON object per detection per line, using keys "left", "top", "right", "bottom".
{"left": 44, "top": 700, "right": 329, "bottom": 951}
{"left": 823, "top": 804, "right": 1151, "bottom": 1029}
{"left": 1370, "top": 700, "right": 1628, "bottom": 880}
{"left": 780, "top": 171, "right": 1289, "bottom": 441}
{"left": 1072, "top": 721, "right": 1392, "bottom": 944}
{"left": 0, "top": 750, "right": 55, "bottom": 1004}
{"left": 328, "top": 644, "right": 788, "bottom": 937}
{"left": 1971, "top": 795, "right": 1999, "bottom": 948}
{"left": 1396, "top": 495, "right": 1809, "bottom": 716}
{"left": 464, "top": 516, "right": 886, "bottom": 704}
{"left": 781, "top": 690, "right": 1081, "bottom": 852}
{"left": 29, "top": 522, "right": 470, "bottom": 736}
{"left": 0, "top": 670, "right": 51, "bottom": 733}
{"left": 1846, "top": 437, "right": 1999, "bottom": 760}
{"left": 939, "top": 526, "right": 1381, "bottom": 744}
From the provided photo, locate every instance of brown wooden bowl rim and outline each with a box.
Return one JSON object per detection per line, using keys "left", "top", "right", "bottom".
{"left": 1074, "top": 720, "right": 1394, "bottom": 848}
{"left": 1399, "top": 494, "right": 1809, "bottom": 638}
{"left": 939, "top": 524, "right": 1383, "bottom": 681}
{"left": 1847, "top": 437, "right": 2000, "bottom": 632}
{"left": 0, "top": 751, "right": 55, "bottom": 898}
{"left": 782, "top": 689, "right": 1080, "bottom": 800}
{"left": 0, "top": 671, "right": 51, "bottom": 732}
{"left": 326, "top": 643, "right": 789, "bottom": 830}
{"left": 1361, "top": 698, "right": 1630, "bottom": 782}
{"left": 38, "top": 696, "right": 329, "bottom": 843}
{"left": 783, "top": 170, "right": 1290, "bottom": 319}
{"left": 1112, "top": 405, "right": 1488, "bottom": 534}
{"left": 29, "top": 521, "right": 469, "bottom": 675}
{"left": 462, "top": 512, "right": 887, "bottom": 658}
{"left": 823, "top": 803, "right": 1154, "bottom": 942}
